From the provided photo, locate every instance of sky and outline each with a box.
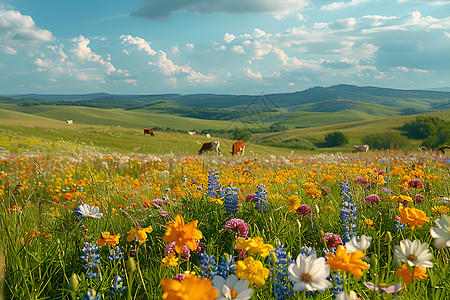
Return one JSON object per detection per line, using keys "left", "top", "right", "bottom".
{"left": 0, "top": 0, "right": 449, "bottom": 95}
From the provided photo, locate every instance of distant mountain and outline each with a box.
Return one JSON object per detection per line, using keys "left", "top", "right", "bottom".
{"left": 2, "top": 84, "right": 449, "bottom": 112}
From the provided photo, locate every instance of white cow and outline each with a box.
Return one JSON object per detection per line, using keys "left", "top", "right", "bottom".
{"left": 206, "top": 133, "right": 211, "bottom": 138}
{"left": 353, "top": 144, "right": 369, "bottom": 153}
{"left": 66, "top": 120, "right": 74, "bottom": 125}
{"left": 188, "top": 131, "right": 196, "bottom": 136}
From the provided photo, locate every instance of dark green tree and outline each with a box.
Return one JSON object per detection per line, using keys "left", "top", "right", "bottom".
{"left": 324, "top": 131, "right": 349, "bottom": 147}
{"left": 233, "top": 128, "right": 252, "bottom": 141}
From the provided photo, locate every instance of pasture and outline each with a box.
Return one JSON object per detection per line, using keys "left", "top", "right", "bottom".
{"left": 0, "top": 104, "right": 449, "bottom": 299}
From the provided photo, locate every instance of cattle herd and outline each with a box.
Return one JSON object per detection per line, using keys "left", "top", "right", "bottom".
{"left": 140, "top": 128, "right": 373, "bottom": 155}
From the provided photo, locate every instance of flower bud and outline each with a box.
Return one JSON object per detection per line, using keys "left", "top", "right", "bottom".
{"left": 386, "top": 231, "right": 392, "bottom": 242}
{"left": 126, "top": 257, "right": 137, "bottom": 275}
{"left": 271, "top": 251, "right": 277, "bottom": 264}
{"left": 68, "top": 273, "right": 79, "bottom": 292}
{"left": 370, "top": 254, "right": 378, "bottom": 269}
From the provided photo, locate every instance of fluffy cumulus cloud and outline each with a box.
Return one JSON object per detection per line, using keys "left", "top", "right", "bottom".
{"left": 321, "top": 0, "right": 370, "bottom": 11}
{"left": 30, "top": 36, "right": 131, "bottom": 89}
{"left": 131, "top": 0, "right": 310, "bottom": 20}
{"left": 121, "top": 34, "right": 217, "bottom": 87}
{"left": 0, "top": 8, "right": 54, "bottom": 54}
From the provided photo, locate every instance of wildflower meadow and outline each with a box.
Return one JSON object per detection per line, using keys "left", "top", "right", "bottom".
{"left": 0, "top": 151, "right": 449, "bottom": 299}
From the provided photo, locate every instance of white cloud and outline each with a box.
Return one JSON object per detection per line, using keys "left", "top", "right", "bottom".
{"left": 184, "top": 43, "right": 195, "bottom": 50}
{"left": 120, "top": 34, "right": 156, "bottom": 55}
{"left": 131, "top": 0, "right": 310, "bottom": 20}
{"left": 245, "top": 67, "right": 262, "bottom": 79}
{"left": 224, "top": 33, "right": 236, "bottom": 43}
{"left": 253, "top": 28, "right": 266, "bottom": 38}
{"left": 321, "top": 0, "right": 369, "bottom": 11}
{"left": 231, "top": 45, "right": 245, "bottom": 54}
{"left": 0, "top": 8, "right": 54, "bottom": 55}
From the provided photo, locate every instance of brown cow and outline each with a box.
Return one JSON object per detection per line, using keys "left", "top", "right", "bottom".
{"left": 143, "top": 129, "right": 154, "bottom": 136}
{"left": 198, "top": 141, "right": 221, "bottom": 155}
{"left": 231, "top": 140, "right": 245, "bottom": 155}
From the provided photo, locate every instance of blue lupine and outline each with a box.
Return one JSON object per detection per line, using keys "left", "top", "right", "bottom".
{"left": 109, "top": 246, "right": 123, "bottom": 260}
{"left": 82, "top": 289, "right": 102, "bottom": 300}
{"left": 339, "top": 182, "right": 358, "bottom": 244}
{"left": 223, "top": 186, "right": 239, "bottom": 215}
{"left": 198, "top": 252, "right": 219, "bottom": 279}
{"left": 207, "top": 170, "right": 223, "bottom": 198}
{"left": 270, "top": 243, "right": 294, "bottom": 300}
{"left": 81, "top": 242, "right": 101, "bottom": 279}
{"left": 330, "top": 273, "right": 344, "bottom": 298}
{"left": 110, "top": 275, "right": 126, "bottom": 296}
{"left": 217, "top": 254, "right": 235, "bottom": 279}
{"left": 255, "top": 185, "right": 268, "bottom": 212}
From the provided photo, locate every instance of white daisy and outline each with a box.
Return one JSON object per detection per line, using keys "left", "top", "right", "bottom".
{"left": 77, "top": 204, "right": 103, "bottom": 219}
{"left": 336, "top": 291, "right": 359, "bottom": 300}
{"left": 393, "top": 239, "right": 433, "bottom": 269}
{"left": 430, "top": 215, "right": 450, "bottom": 248}
{"left": 288, "top": 253, "right": 332, "bottom": 292}
{"left": 346, "top": 235, "right": 372, "bottom": 253}
{"left": 212, "top": 275, "right": 253, "bottom": 300}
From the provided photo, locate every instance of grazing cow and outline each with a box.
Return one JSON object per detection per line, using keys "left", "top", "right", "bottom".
{"left": 232, "top": 140, "right": 245, "bottom": 156}
{"left": 206, "top": 133, "right": 211, "bottom": 138}
{"left": 66, "top": 120, "right": 73, "bottom": 125}
{"left": 143, "top": 129, "right": 154, "bottom": 136}
{"left": 353, "top": 144, "right": 369, "bottom": 153}
{"left": 188, "top": 131, "right": 196, "bottom": 136}
{"left": 198, "top": 141, "right": 221, "bottom": 155}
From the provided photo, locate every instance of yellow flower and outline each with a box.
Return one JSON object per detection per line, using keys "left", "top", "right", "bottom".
{"left": 162, "top": 273, "right": 218, "bottom": 300}
{"left": 235, "top": 256, "right": 270, "bottom": 287}
{"left": 389, "top": 195, "right": 413, "bottom": 203}
{"left": 431, "top": 206, "right": 449, "bottom": 214}
{"left": 161, "top": 252, "right": 179, "bottom": 268}
{"left": 396, "top": 264, "right": 428, "bottom": 285}
{"left": 209, "top": 197, "right": 223, "bottom": 205}
{"left": 97, "top": 232, "right": 120, "bottom": 247}
{"left": 163, "top": 214, "right": 203, "bottom": 254}
{"left": 236, "top": 237, "right": 274, "bottom": 258}
{"left": 127, "top": 226, "right": 153, "bottom": 244}
{"left": 365, "top": 219, "right": 374, "bottom": 226}
{"left": 399, "top": 206, "right": 429, "bottom": 230}
{"left": 285, "top": 195, "right": 301, "bottom": 212}
{"left": 325, "top": 245, "right": 370, "bottom": 279}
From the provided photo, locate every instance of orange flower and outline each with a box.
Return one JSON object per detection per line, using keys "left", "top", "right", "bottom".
{"left": 396, "top": 264, "right": 428, "bottom": 285}
{"left": 365, "top": 219, "right": 374, "bottom": 226}
{"left": 142, "top": 200, "right": 152, "bottom": 208}
{"left": 163, "top": 214, "right": 202, "bottom": 254}
{"left": 64, "top": 192, "right": 73, "bottom": 201}
{"left": 97, "top": 232, "right": 120, "bottom": 247}
{"left": 127, "top": 226, "right": 153, "bottom": 244}
{"left": 325, "top": 245, "right": 370, "bottom": 279}
{"left": 398, "top": 206, "right": 429, "bottom": 230}
{"left": 162, "top": 274, "right": 218, "bottom": 300}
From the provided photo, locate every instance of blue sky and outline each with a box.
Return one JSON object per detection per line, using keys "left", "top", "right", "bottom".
{"left": 0, "top": 0, "right": 449, "bottom": 94}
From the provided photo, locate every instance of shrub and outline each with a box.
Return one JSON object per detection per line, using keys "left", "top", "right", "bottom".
{"left": 324, "top": 131, "right": 349, "bottom": 147}
{"left": 361, "top": 131, "right": 409, "bottom": 150}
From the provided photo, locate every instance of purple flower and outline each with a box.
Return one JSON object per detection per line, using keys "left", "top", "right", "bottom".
{"left": 152, "top": 198, "right": 164, "bottom": 207}
{"left": 365, "top": 194, "right": 380, "bottom": 205}
{"left": 321, "top": 233, "right": 342, "bottom": 249}
{"left": 224, "top": 218, "right": 249, "bottom": 237}
{"left": 172, "top": 274, "right": 184, "bottom": 282}
{"left": 355, "top": 176, "right": 368, "bottom": 184}
{"left": 245, "top": 193, "right": 256, "bottom": 202}
{"left": 296, "top": 204, "right": 312, "bottom": 217}
{"left": 408, "top": 178, "right": 423, "bottom": 189}
{"left": 159, "top": 211, "right": 171, "bottom": 218}
{"left": 363, "top": 282, "right": 402, "bottom": 293}
{"left": 165, "top": 242, "right": 190, "bottom": 260}
{"left": 415, "top": 194, "right": 424, "bottom": 204}
{"left": 381, "top": 188, "right": 393, "bottom": 194}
